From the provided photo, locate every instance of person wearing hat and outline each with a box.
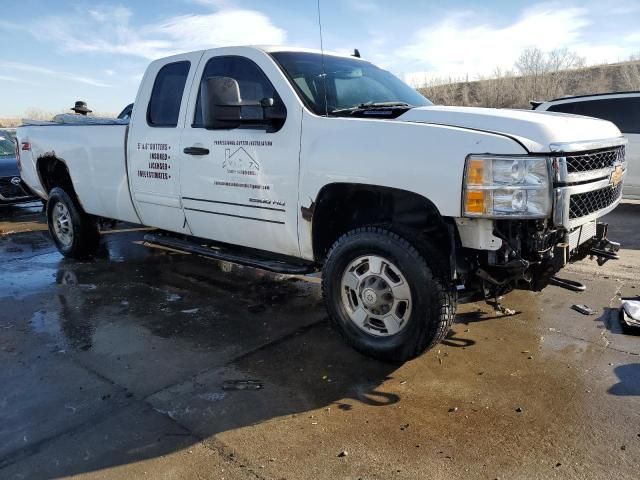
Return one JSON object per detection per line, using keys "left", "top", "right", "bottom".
{"left": 71, "top": 101, "right": 92, "bottom": 116}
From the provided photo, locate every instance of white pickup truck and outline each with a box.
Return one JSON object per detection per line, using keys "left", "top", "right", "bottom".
{"left": 17, "top": 46, "right": 626, "bottom": 361}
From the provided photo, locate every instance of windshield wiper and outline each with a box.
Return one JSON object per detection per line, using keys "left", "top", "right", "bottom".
{"left": 328, "top": 102, "right": 413, "bottom": 116}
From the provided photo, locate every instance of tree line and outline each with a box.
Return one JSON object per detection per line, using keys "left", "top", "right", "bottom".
{"left": 417, "top": 48, "right": 640, "bottom": 108}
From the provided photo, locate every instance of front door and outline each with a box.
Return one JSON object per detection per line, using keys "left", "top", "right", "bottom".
{"left": 128, "top": 52, "right": 202, "bottom": 233}
{"left": 179, "top": 52, "right": 302, "bottom": 257}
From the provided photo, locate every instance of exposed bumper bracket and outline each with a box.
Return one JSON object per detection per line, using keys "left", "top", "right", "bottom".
{"left": 589, "top": 223, "right": 620, "bottom": 266}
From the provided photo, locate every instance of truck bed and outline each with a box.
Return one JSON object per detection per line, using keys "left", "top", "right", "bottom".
{"left": 18, "top": 123, "right": 141, "bottom": 225}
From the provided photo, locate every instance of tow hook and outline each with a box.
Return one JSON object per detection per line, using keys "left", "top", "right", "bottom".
{"left": 589, "top": 223, "right": 620, "bottom": 266}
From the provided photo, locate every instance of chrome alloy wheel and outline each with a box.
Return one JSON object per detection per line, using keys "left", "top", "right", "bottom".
{"left": 340, "top": 255, "right": 412, "bottom": 337}
{"left": 52, "top": 202, "right": 74, "bottom": 248}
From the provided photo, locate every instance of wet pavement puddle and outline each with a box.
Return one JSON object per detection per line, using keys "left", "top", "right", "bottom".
{"left": 1, "top": 203, "right": 639, "bottom": 479}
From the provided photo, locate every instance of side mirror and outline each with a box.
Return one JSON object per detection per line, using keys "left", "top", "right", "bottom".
{"left": 202, "top": 76, "right": 244, "bottom": 129}
{"left": 262, "top": 97, "right": 287, "bottom": 125}
{"left": 201, "top": 76, "right": 285, "bottom": 130}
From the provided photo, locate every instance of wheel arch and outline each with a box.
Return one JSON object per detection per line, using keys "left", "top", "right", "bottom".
{"left": 36, "top": 155, "right": 77, "bottom": 198}
{"left": 308, "top": 182, "right": 457, "bottom": 264}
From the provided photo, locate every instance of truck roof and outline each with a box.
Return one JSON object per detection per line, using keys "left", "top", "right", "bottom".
{"left": 150, "top": 45, "right": 366, "bottom": 64}
{"left": 254, "top": 45, "right": 360, "bottom": 58}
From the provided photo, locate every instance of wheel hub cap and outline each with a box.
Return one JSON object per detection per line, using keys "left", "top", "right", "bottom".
{"left": 52, "top": 202, "right": 73, "bottom": 248}
{"left": 340, "top": 255, "right": 412, "bottom": 337}
{"left": 362, "top": 288, "right": 378, "bottom": 306}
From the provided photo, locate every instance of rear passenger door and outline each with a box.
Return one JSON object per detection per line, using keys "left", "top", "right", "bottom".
{"left": 128, "top": 53, "right": 202, "bottom": 233}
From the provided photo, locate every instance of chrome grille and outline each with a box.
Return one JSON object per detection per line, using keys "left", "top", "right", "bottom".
{"left": 565, "top": 146, "right": 624, "bottom": 174}
{"left": 551, "top": 138, "right": 627, "bottom": 228}
{"left": 569, "top": 182, "right": 623, "bottom": 219}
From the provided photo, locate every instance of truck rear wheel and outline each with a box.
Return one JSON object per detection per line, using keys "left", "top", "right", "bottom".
{"left": 47, "top": 187, "right": 100, "bottom": 259}
{"left": 322, "top": 227, "right": 455, "bottom": 362}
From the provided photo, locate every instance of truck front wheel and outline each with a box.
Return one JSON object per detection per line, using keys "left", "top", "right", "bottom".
{"left": 47, "top": 187, "right": 100, "bottom": 259}
{"left": 322, "top": 227, "right": 455, "bottom": 362}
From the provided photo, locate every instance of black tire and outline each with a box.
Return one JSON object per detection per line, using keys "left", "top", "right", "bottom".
{"left": 322, "top": 227, "right": 456, "bottom": 362}
{"left": 47, "top": 187, "right": 100, "bottom": 259}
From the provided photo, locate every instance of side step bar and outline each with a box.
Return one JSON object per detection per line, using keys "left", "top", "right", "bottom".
{"left": 144, "top": 233, "right": 316, "bottom": 275}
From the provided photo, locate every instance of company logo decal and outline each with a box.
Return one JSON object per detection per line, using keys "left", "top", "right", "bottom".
{"left": 222, "top": 147, "right": 260, "bottom": 175}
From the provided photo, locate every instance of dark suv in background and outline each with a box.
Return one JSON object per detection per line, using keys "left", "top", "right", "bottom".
{"left": 0, "top": 129, "right": 37, "bottom": 205}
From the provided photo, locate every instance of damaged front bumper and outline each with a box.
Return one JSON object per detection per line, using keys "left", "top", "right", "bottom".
{"left": 457, "top": 138, "right": 627, "bottom": 299}
{"left": 545, "top": 222, "right": 620, "bottom": 292}
{"left": 459, "top": 218, "right": 622, "bottom": 305}
{"left": 563, "top": 221, "right": 620, "bottom": 266}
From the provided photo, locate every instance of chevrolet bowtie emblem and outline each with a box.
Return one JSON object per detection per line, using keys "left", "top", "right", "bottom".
{"left": 610, "top": 164, "right": 624, "bottom": 187}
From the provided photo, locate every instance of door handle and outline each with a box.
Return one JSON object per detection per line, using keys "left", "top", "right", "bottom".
{"left": 183, "top": 146, "right": 210, "bottom": 156}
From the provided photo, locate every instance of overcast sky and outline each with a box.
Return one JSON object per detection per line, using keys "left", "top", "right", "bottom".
{"left": 1, "top": 0, "right": 639, "bottom": 116}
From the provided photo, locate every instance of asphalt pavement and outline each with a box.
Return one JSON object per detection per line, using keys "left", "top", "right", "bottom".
{"left": 1, "top": 200, "right": 639, "bottom": 479}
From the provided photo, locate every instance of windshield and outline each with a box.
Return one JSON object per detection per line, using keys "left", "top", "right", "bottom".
{"left": 270, "top": 52, "right": 431, "bottom": 116}
{"left": 0, "top": 136, "right": 14, "bottom": 157}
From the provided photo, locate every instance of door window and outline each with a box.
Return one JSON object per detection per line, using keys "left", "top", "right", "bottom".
{"left": 147, "top": 61, "right": 191, "bottom": 127}
{"left": 548, "top": 97, "right": 640, "bottom": 134}
{"left": 193, "top": 56, "right": 283, "bottom": 128}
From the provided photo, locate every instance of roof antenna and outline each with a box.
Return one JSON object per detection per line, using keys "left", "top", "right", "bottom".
{"left": 352, "top": 49, "right": 361, "bottom": 58}
{"left": 317, "top": 0, "right": 328, "bottom": 116}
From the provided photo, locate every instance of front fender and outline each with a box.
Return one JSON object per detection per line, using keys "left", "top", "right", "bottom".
{"left": 297, "top": 112, "right": 527, "bottom": 259}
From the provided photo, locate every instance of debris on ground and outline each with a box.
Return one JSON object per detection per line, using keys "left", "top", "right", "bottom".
{"left": 499, "top": 306, "right": 517, "bottom": 316}
{"left": 198, "top": 392, "right": 227, "bottom": 402}
{"left": 620, "top": 300, "right": 640, "bottom": 328}
{"left": 181, "top": 308, "right": 199, "bottom": 314}
{"left": 483, "top": 292, "right": 519, "bottom": 316}
{"left": 487, "top": 299, "right": 517, "bottom": 316}
{"left": 222, "top": 379, "right": 263, "bottom": 391}
{"left": 571, "top": 304, "right": 596, "bottom": 315}
{"left": 338, "top": 450, "right": 348, "bottom": 457}
{"left": 247, "top": 303, "right": 266, "bottom": 313}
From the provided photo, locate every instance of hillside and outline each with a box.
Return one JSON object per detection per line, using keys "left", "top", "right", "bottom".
{"left": 418, "top": 59, "right": 640, "bottom": 108}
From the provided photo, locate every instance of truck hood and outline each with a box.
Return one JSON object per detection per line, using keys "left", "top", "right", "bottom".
{"left": 397, "top": 106, "right": 623, "bottom": 153}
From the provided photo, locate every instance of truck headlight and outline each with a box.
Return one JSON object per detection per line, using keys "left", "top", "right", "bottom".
{"left": 463, "top": 155, "right": 551, "bottom": 218}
